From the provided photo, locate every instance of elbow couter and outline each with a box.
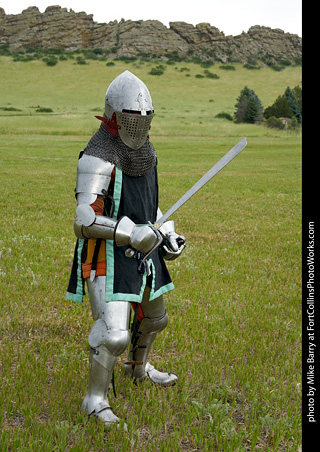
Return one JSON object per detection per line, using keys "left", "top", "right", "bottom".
{"left": 73, "top": 221, "right": 86, "bottom": 239}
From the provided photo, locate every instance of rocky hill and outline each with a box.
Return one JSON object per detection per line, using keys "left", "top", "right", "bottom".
{"left": 0, "top": 5, "right": 302, "bottom": 64}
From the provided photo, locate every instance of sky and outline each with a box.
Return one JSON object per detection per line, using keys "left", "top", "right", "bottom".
{"left": 0, "top": 0, "right": 302, "bottom": 37}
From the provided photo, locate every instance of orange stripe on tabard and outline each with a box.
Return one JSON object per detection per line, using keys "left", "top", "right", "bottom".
{"left": 81, "top": 164, "right": 116, "bottom": 279}
{"left": 81, "top": 196, "right": 106, "bottom": 278}
{"left": 81, "top": 166, "right": 116, "bottom": 279}
{"left": 82, "top": 261, "right": 106, "bottom": 279}
{"left": 131, "top": 302, "right": 145, "bottom": 321}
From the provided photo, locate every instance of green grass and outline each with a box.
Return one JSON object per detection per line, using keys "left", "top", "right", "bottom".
{"left": 0, "top": 57, "right": 302, "bottom": 451}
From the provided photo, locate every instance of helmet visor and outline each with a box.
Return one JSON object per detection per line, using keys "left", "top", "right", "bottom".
{"left": 116, "top": 111, "right": 154, "bottom": 150}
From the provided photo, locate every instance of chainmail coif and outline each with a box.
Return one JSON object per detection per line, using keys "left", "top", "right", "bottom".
{"left": 83, "top": 125, "right": 157, "bottom": 177}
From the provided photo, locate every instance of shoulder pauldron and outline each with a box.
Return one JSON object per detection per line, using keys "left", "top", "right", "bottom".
{"left": 76, "top": 154, "right": 114, "bottom": 201}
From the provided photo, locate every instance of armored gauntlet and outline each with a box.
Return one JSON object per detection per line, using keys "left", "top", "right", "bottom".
{"left": 158, "top": 220, "right": 186, "bottom": 261}
{"left": 74, "top": 207, "right": 158, "bottom": 254}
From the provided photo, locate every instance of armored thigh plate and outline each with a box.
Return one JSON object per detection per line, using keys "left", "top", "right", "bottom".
{"left": 141, "top": 285, "right": 166, "bottom": 319}
{"left": 87, "top": 276, "right": 131, "bottom": 357}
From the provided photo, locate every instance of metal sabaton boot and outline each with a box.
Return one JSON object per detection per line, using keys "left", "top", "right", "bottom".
{"left": 82, "top": 346, "right": 126, "bottom": 429}
{"left": 123, "top": 311, "right": 178, "bottom": 386}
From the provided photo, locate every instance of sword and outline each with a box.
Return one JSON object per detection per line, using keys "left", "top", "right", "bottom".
{"left": 126, "top": 137, "right": 247, "bottom": 266}
{"left": 156, "top": 137, "right": 247, "bottom": 227}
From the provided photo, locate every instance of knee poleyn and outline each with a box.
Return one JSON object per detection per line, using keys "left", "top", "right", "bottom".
{"left": 89, "top": 319, "right": 130, "bottom": 357}
{"left": 139, "top": 311, "right": 168, "bottom": 335}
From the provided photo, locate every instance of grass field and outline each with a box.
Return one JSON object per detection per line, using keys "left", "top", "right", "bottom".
{"left": 0, "top": 56, "right": 302, "bottom": 451}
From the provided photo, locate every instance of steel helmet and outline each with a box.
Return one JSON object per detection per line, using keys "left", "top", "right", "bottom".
{"left": 105, "top": 70, "right": 154, "bottom": 150}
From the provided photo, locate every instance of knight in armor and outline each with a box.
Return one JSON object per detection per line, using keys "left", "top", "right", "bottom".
{"left": 66, "top": 70, "right": 186, "bottom": 428}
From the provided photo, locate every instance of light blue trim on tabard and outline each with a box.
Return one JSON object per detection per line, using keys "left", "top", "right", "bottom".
{"left": 147, "top": 259, "right": 175, "bottom": 301}
{"left": 66, "top": 291, "right": 83, "bottom": 303}
{"left": 104, "top": 167, "right": 174, "bottom": 303}
{"left": 105, "top": 239, "right": 115, "bottom": 301}
{"left": 150, "top": 282, "right": 175, "bottom": 300}
{"left": 66, "top": 238, "right": 85, "bottom": 302}
{"left": 105, "top": 167, "right": 122, "bottom": 302}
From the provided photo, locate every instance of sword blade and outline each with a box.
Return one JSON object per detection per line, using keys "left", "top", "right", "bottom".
{"left": 156, "top": 137, "right": 247, "bottom": 227}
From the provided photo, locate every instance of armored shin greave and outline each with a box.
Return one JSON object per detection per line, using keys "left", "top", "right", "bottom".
{"left": 82, "top": 276, "right": 131, "bottom": 427}
{"left": 123, "top": 285, "right": 177, "bottom": 386}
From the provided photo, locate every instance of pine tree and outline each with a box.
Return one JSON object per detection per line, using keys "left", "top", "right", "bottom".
{"left": 264, "top": 95, "right": 293, "bottom": 119}
{"left": 284, "top": 86, "right": 301, "bottom": 123}
{"left": 234, "top": 86, "right": 251, "bottom": 123}
{"left": 234, "top": 86, "right": 264, "bottom": 124}
{"left": 263, "top": 86, "right": 302, "bottom": 123}
{"left": 292, "top": 85, "right": 302, "bottom": 115}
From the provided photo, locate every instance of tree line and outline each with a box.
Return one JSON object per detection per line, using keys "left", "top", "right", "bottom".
{"left": 234, "top": 85, "right": 302, "bottom": 129}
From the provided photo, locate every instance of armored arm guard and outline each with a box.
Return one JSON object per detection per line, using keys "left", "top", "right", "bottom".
{"left": 73, "top": 154, "right": 116, "bottom": 240}
{"left": 74, "top": 154, "right": 158, "bottom": 253}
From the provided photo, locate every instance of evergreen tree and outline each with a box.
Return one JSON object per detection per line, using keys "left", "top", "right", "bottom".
{"left": 243, "top": 94, "right": 263, "bottom": 123}
{"left": 234, "top": 86, "right": 264, "bottom": 124}
{"left": 293, "top": 85, "right": 302, "bottom": 115}
{"left": 263, "top": 85, "right": 303, "bottom": 123}
{"left": 284, "top": 87, "right": 301, "bottom": 123}
{"left": 234, "top": 86, "right": 251, "bottom": 122}
{"left": 264, "top": 95, "right": 293, "bottom": 119}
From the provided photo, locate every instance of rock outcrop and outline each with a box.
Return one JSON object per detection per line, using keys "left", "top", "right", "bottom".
{"left": 0, "top": 6, "right": 302, "bottom": 63}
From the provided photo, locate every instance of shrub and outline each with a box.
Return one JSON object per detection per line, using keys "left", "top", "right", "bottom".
{"left": 114, "top": 56, "right": 138, "bottom": 63}
{"left": 294, "top": 56, "right": 302, "bottom": 66}
{"left": 264, "top": 87, "right": 302, "bottom": 123}
{"left": 164, "top": 51, "right": 184, "bottom": 62}
{"left": 84, "top": 52, "right": 99, "bottom": 60}
{"left": 204, "top": 71, "right": 219, "bottom": 79}
{"left": 0, "top": 106, "right": 22, "bottom": 111}
{"left": 149, "top": 67, "right": 164, "bottom": 76}
{"left": 42, "top": 56, "right": 58, "bottom": 66}
{"left": 13, "top": 54, "right": 36, "bottom": 62}
{"left": 200, "top": 61, "right": 214, "bottom": 68}
{"left": 288, "top": 116, "right": 300, "bottom": 130}
{"left": 0, "top": 44, "right": 10, "bottom": 55}
{"left": 269, "top": 64, "right": 285, "bottom": 72}
{"left": 264, "top": 95, "right": 293, "bottom": 119}
{"left": 279, "top": 59, "right": 291, "bottom": 67}
{"left": 35, "top": 107, "right": 53, "bottom": 113}
{"left": 75, "top": 56, "right": 87, "bottom": 65}
{"left": 149, "top": 65, "right": 166, "bottom": 76}
{"left": 219, "top": 64, "right": 236, "bottom": 71}
{"left": 265, "top": 117, "right": 285, "bottom": 129}
{"left": 215, "top": 112, "right": 233, "bottom": 121}
{"left": 190, "top": 57, "right": 203, "bottom": 64}
{"left": 243, "top": 63, "right": 261, "bottom": 70}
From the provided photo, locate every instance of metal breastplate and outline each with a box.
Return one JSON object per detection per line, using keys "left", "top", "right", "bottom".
{"left": 83, "top": 125, "right": 157, "bottom": 177}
